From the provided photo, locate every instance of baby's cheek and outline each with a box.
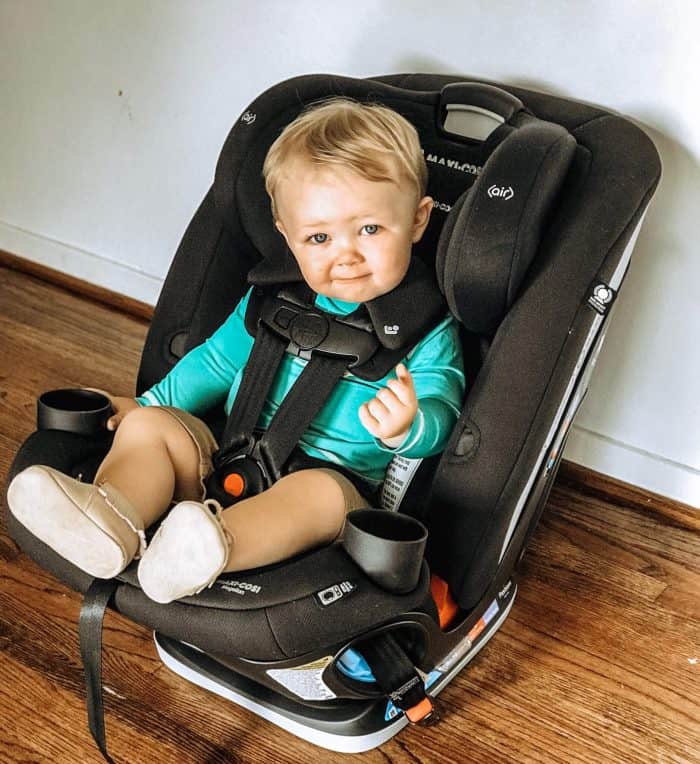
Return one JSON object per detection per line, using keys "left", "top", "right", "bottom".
{"left": 303, "top": 267, "right": 329, "bottom": 292}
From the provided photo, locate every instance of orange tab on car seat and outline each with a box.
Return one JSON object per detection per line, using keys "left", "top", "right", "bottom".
{"left": 430, "top": 574, "right": 459, "bottom": 629}
{"left": 405, "top": 696, "right": 433, "bottom": 723}
{"left": 223, "top": 472, "right": 245, "bottom": 498}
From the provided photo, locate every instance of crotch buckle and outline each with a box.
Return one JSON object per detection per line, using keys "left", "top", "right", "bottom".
{"left": 206, "top": 453, "right": 268, "bottom": 505}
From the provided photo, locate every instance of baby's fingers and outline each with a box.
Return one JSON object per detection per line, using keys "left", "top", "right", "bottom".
{"left": 106, "top": 412, "right": 123, "bottom": 431}
{"left": 386, "top": 378, "right": 412, "bottom": 406}
{"left": 358, "top": 402, "right": 381, "bottom": 436}
{"left": 388, "top": 364, "right": 416, "bottom": 400}
{"left": 395, "top": 363, "right": 415, "bottom": 389}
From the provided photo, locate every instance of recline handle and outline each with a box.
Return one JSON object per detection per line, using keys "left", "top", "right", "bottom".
{"left": 439, "top": 82, "right": 524, "bottom": 140}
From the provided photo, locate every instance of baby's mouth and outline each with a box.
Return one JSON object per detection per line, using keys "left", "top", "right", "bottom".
{"left": 333, "top": 273, "right": 369, "bottom": 282}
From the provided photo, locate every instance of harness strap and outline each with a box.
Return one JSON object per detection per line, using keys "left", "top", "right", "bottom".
{"left": 256, "top": 353, "right": 349, "bottom": 478}
{"left": 79, "top": 578, "right": 120, "bottom": 763}
{"left": 358, "top": 631, "right": 440, "bottom": 726}
{"left": 218, "top": 324, "right": 288, "bottom": 456}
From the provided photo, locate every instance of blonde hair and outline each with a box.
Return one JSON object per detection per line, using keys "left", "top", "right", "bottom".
{"left": 263, "top": 97, "right": 428, "bottom": 218}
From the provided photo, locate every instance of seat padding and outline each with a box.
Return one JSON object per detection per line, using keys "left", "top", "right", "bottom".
{"left": 436, "top": 120, "right": 576, "bottom": 336}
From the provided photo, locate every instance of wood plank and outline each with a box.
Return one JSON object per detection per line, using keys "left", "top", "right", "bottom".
{"left": 0, "top": 266, "right": 698, "bottom": 763}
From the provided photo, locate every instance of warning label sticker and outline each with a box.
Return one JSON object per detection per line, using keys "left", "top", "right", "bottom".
{"left": 381, "top": 455, "right": 423, "bottom": 512}
{"left": 267, "top": 656, "right": 337, "bottom": 700}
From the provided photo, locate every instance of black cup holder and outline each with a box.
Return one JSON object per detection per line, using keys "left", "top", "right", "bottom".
{"left": 341, "top": 509, "right": 428, "bottom": 594}
{"left": 37, "top": 389, "right": 113, "bottom": 435}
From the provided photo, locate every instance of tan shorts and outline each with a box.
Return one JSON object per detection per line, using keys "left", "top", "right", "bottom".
{"left": 157, "top": 406, "right": 367, "bottom": 511}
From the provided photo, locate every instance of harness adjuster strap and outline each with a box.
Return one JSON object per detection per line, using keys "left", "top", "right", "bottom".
{"left": 79, "top": 578, "right": 121, "bottom": 763}
{"left": 387, "top": 673, "right": 441, "bottom": 725}
{"left": 355, "top": 631, "right": 442, "bottom": 728}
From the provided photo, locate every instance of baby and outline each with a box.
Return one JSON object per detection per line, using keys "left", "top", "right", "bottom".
{"left": 8, "top": 98, "right": 465, "bottom": 603}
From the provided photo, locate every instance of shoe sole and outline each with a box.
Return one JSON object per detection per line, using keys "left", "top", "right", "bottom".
{"left": 138, "top": 501, "right": 228, "bottom": 603}
{"left": 8, "top": 466, "right": 127, "bottom": 578}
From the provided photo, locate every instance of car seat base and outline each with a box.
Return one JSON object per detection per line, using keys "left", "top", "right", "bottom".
{"left": 154, "top": 586, "right": 516, "bottom": 752}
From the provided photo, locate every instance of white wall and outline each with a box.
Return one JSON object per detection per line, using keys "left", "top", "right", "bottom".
{"left": 1, "top": 0, "right": 698, "bottom": 507}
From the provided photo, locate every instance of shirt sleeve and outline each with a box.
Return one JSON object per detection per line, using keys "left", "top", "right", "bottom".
{"left": 375, "top": 314, "right": 465, "bottom": 459}
{"left": 136, "top": 288, "right": 254, "bottom": 416}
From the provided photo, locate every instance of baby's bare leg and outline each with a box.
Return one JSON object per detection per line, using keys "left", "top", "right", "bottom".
{"left": 220, "top": 468, "right": 366, "bottom": 572}
{"left": 94, "top": 407, "right": 201, "bottom": 528}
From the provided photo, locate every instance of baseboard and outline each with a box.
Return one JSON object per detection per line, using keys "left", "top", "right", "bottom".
{"left": 564, "top": 426, "right": 699, "bottom": 510}
{"left": 0, "top": 218, "right": 161, "bottom": 309}
{"left": 0, "top": 247, "right": 154, "bottom": 321}
{"left": 1, "top": 245, "right": 697, "bottom": 511}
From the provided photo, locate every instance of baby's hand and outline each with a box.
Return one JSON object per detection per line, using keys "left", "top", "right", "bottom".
{"left": 84, "top": 388, "right": 140, "bottom": 431}
{"left": 358, "top": 363, "right": 418, "bottom": 448}
{"left": 106, "top": 396, "right": 140, "bottom": 431}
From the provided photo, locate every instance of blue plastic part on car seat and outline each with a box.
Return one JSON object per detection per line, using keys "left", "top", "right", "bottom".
{"left": 336, "top": 647, "right": 376, "bottom": 683}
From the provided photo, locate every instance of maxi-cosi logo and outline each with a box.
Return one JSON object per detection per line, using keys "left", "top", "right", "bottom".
{"left": 488, "top": 185, "right": 514, "bottom": 200}
{"left": 218, "top": 579, "right": 262, "bottom": 595}
{"left": 241, "top": 110, "right": 256, "bottom": 125}
{"left": 424, "top": 151, "right": 482, "bottom": 176}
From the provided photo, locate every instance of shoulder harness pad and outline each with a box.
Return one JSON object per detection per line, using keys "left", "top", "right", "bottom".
{"left": 245, "top": 256, "right": 447, "bottom": 381}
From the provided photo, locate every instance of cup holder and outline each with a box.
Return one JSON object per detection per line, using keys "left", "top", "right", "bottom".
{"left": 37, "top": 389, "right": 113, "bottom": 435}
{"left": 341, "top": 508, "right": 428, "bottom": 594}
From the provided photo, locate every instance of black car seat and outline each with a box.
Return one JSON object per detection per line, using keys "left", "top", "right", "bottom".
{"left": 5, "top": 73, "right": 661, "bottom": 756}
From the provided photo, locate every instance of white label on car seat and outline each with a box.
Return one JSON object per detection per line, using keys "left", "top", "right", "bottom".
{"left": 216, "top": 578, "right": 262, "bottom": 596}
{"left": 267, "top": 656, "right": 337, "bottom": 700}
{"left": 487, "top": 184, "right": 514, "bottom": 200}
{"left": 316, "top": 580, "right": 356, "bottom": 607}
{"left": 424, "top": 152, "right": 482, "bottom": 176}
{"left": 435, "top": 635, "right": 473, "bottom": 674}
{"left": 381, "top": 455, "right": 423, "bottom": 512}
{"left": 587, "top": 282, "right": 616, "bottom": 314}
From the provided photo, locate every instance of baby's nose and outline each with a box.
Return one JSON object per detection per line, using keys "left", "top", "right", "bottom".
{"left": 336, "top": 241, "right": 362, "bottom": 264}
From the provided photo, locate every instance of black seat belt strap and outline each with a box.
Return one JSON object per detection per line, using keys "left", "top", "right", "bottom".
{"left": 359, "top": 632, "right": 440, "bottom": 726}
{"left": 257, "top": 353, "right": 348, "bottom": 476}
{"left": 79, "top": 578, "right": 120, "bottom": 763}
{"left": 218, "top": 325, "right": 288, "bottom": 454}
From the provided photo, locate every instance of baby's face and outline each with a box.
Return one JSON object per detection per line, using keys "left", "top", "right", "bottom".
{"left": 274, "top": 159, "right": 432, "bottom": 303}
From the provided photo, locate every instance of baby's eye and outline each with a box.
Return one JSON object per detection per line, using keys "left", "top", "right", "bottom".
{"left": 361, "top": 224, "right": 379, "bottom": 235}
{"left": 308, "top": 233, "right": 328, "bottom": 244}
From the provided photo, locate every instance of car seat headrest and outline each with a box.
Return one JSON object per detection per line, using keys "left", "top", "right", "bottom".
{"left": 436, "top": 120, "right": 576, "bottom": 336}
{"left": 212, "top": 75, "right": 576, "bottom": 339}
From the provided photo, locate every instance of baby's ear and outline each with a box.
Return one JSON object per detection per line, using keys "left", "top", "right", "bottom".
{"left": 412, "top": 196, "right": 434, "bottom": 243}
{"left": 274, "top": 219, "right": 288, "bottom": 242}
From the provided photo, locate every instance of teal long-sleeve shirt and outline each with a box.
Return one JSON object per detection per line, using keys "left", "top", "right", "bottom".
{"left": 137, "top": 288, "right": 465, "bottom": 484}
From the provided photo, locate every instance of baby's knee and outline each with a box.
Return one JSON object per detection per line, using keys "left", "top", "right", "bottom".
{"left": 116, "top": 405, "right": 168, "bottom": 439}
{"left": 275, "top": 469, "right": 363, "bottom": 523}
{"left": 307, "top": 469, "right": 367, "bottom": 515}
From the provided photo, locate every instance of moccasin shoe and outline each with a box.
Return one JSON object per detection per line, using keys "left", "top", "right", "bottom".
{"left": 7, "top": 465, "right": 146, "bottom": 578}
{"left": 137, "top": 500, "right": 230, "bottom": 604}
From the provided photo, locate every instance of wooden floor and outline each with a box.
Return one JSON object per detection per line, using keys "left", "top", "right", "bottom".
{"left": 0, "top": 265, "right": 698, "bottom": 764}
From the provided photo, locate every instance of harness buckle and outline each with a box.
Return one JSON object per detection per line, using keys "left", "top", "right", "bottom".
{"left": 207, "top": 445, "right": 271, "bottom": 505}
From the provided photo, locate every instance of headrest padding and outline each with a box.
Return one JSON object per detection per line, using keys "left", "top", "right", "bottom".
{"left": 436, "top": 120, "right": 576, "bottom": 335}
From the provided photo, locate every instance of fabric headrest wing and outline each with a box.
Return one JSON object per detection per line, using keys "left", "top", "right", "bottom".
{"left": 436, "top": 120, "right": 577, "bottom": 336}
